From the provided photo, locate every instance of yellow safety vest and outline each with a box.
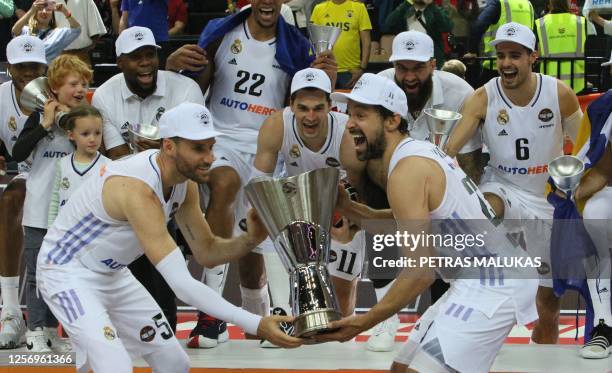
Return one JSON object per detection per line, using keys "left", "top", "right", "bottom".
{"left": 483, "top": 0, "right": 534, "bottom": 70}
{"left": 535, "top": 13, "right": 586, "bottom": 93}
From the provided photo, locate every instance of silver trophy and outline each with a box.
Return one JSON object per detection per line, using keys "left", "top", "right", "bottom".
{"left": 424, "top": 108, "right": 462, "bottom": 148}
{"left": 127, "top": 108, "right": 163, "bottom": 150}
{"left": 548, "top": 155, "right": 585, "bottom": 195}
{"left": 245, "top": 168, "right": 342, "bottom": 338}
{"left": 308, "top": 24, "right": 341, "bottom": 56}
{"left": 21, "top": 77, "right": 67, "bottom": 129}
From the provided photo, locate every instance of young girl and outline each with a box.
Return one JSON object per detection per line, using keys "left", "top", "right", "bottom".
{"left": 48, "top": 106, "right": 109, "bottom": 226}
{"left": 12, "top": 54, "right": 91, "bottom": 353}
{"left": 11, "top": 0, "right": 81, "bottom": 63}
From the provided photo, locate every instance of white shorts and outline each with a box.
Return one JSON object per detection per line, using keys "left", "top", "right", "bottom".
{"left": 38, "top": 266, "right": 181, "bottom": 371}
{"left": 328, "top": 230, "right": 365, "bottom": 281}
{"left": 210, "top": 141, "right": 283, "bottom": 255}
{"left": 479, "top": 171, "right": 554, "bottom": 286}
{"left": 395, "top": 281, "right": 538, "bottom": 373}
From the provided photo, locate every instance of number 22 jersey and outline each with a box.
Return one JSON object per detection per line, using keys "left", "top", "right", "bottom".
{"left": 207, "top": 20, "right": 291, "bottom": 154}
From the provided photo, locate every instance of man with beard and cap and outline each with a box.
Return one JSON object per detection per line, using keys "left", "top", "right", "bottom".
{"left": 444, "top": 22, "right": 582, "bottom": 345}
{"left": 343, "top": 30, "right": 482, "bottom": 352}
{"left": 91, "top": 25, "right": 205, "bottom": 334}
{"left": 316, "top": 72, "right": 539, "bottom": 373}
{"left": 164, "top": 0, "right": 338, "bottom": 349}
{"left": 36, "top": 102, "right": 304, "bottom": 373}
{"left": 0, "top": 35, "right": 47, "bottom": 350}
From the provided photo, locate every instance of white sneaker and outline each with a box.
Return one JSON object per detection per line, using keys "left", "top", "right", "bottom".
{"left": 44, "top": 327, "right": 72, "bottom": 353}
{"left": 366, "top": 314, "right": 400, "bottom": 352}
{"left": 25, "top": 328, "right": 52, "bottom": 353}
{"left": 0, "top": 311, "right": 26, "bottom": 349}
{"left": 580, "top": 320, "right": 611, "bottom": 359}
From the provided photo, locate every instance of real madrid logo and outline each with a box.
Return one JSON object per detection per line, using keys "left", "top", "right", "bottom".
{"left": 290, "top": 144, "right": 301, "bottom": 158}
{"left": 497, "top": 109, "right": 509, "bottom": 125}
{"left": 8, "top": 116, "right": 17, "bottom": 132}
{"left": 282, "top": 181, "right": 297, "bottom": 195}
{"left": 231, "top": 39, "right": 242, "bottom": 54}
{"left": 134, "top": 31, "right": 144, "bottom": 41}
{"left": 61, "top": 177, "right": 70, "bottom": 190}
{"left": 304, "top": 72, "right": 316, "bottom": 82}
{"left": 103, "top": 326, "right": 116, "bottom": 340}
{"left": 405, "top": 40, "right": 416, "bottom": 51}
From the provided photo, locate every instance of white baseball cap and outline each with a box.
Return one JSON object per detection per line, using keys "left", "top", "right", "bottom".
{"left": 389, "top": 31, "right": 434, "bottom": 62}
{"left": 490, "top": 22, "right": 536, "bottom": 51}
{"left": 6, "top": 35, "right": 47, "bottom": 65}
{"left": 602, "top": 51, "right": 612, "bottom": 67}
{"left": 331, "top": 74, "right": 408, "bottom": 118}
{"left": 116, "top": 26, "right": 161, "bottom": 57}
{"left": 158, "top": 103, "right": 223, "bottom": 141}
{"left": 290, "top": 68, "right": 332, "bottom": 94}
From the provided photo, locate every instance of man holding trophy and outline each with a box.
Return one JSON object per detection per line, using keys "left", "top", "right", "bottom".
{"left": 314, "top": 72, "right": 539, "bottom": 373}
{"left": 252, "top": 67, "right": 364, "bottom": 322}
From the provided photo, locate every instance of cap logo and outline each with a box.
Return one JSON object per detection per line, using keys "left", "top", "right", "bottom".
{"left": 404, "top": 40, "right": 416, "bottom": 51}
{"left": 304, "top": 72, "right": 316, "bottom": 82}
{"left": 506, "top": 27, "right": 517, "bottom": 37}
{"left": 134, "top": 32, "right": 144, "bottom": 41}
{"left": 22, "top": 42, "right": 33, "bottom": 53}
{"left": 197, "top": 111, "right": 210, "bottom": 126}
{"left": 353, "top": 78, "right": 366, "bottom": 91}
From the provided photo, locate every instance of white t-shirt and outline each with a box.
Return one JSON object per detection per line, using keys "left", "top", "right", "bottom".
{"left": 23, "top": 118, "right": 74, "bottom": 229}
{"left": 54, "top": 0, "right": 107, "bottom": 49}
{"left": 377, "top": 69, "right": 481, "bottom": 154}
{"left": 92, "top": 70, "right": 205, "bottom": 151}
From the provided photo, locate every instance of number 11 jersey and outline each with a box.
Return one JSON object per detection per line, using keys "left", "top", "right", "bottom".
{"left": 482, "top": 74, "right": 562, "bottom": 196}
{"left": 208, "top": 20, "right": 291, "bottom": 154}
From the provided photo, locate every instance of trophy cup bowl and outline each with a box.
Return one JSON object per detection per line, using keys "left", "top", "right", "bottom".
{"left": 424, "top": 108, "right": 462, "bottom": 148}
{"left": 21, "top": 77, "right": 67, "bottom": 129}
{"left": 127, "top": 122, "right": 161, "bottom": 145}
{"left": 548, "top": 155, "right": 584, "bottom": 193}
{"left": 308, "top": 24, "right": 341, "bottom": 56}
{"left": 245, "top": 168, "right": 342, "bottom": 338}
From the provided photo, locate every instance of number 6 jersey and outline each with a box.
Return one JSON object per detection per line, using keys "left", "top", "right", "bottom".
{"left": 207, "top": 20, "right": 291, "bottom": 154}
{"left": 481, "top": 74, "right": 563, "bottom": 196}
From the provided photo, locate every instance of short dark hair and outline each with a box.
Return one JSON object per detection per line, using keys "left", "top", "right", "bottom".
{"left": 61, "top": 105, "right": 102, "bottom": 131}
{"left": 374, "top": 105, "right": 408, "bottom": 134}
{"left": 290, "top": 87, "right": 331, "bottom": 103}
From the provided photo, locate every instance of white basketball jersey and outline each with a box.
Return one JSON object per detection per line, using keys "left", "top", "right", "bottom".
{"left": 23, "top": 121, "right": 74, "bottom": 229}
{"left": 280, "top": 107, "right": 347, "bottom": 176}
{"left": 482, "top": 74, "right": 563, "bottom": 196}
{"left": 39, "top": 150, "right": 188, "bottom": 276}
{"left": 388, "top": 139, "right": 536, "bottom": 316}
{"left": 57, "top": 152, "right": 109, "bottom": 214}
{"left": 0, "top": 81, "right": 32, "bottom": 174}
{"left": 207, "top": 21, "right": 291, "bottom": 153}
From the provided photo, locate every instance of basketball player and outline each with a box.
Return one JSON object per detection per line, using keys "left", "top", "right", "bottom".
{"left": 252, "top": 67, "right": 362, "bottom": 321}
{"left": 0, "top": 36, "right": 47, "bottom": 349}
{"left": 165, "top": 0, "right": 337, "bottom": 347}
{"left": 37, "top": 103, "right": 303, "bottom": 373}
{"left": 444, "top": 22, "right": 582, "bottom": 344}
{"left": 316, "top": 73, "right": 539, "bottom": 373}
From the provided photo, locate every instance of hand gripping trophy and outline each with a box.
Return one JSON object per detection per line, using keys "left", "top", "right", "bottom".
{"left": 245, "top": 168, "right": 342, "bottom": 338}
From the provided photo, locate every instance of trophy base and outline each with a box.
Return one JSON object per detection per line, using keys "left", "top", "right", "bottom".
{"left": 294, "top": 308, "right": 342, "bottom": 338}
